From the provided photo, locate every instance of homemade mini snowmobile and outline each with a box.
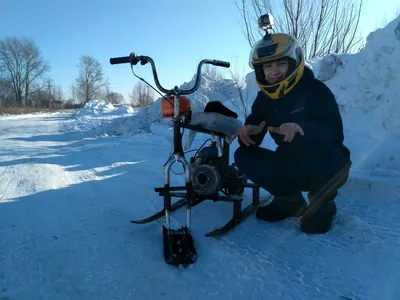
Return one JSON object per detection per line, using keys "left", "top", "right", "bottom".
{"left": 109, "top": 53, "right": 266, "bottom": 267}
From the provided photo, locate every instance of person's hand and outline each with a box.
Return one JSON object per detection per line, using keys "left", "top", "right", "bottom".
{"left": 267, "top": 122, "right": 305, "bottom": 142}
{"left": 230, "top": 121, "right": 266, "bottom": 146}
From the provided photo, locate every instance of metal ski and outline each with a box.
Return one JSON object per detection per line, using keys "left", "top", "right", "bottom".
{"left": 163, "top": 225, "right": 197, "bottom": 266}
{"left": 205, "top": 196, "right": 271, "bottom": 237}
{"left": 130, "top": 198, "right": 187, "bottom": 224}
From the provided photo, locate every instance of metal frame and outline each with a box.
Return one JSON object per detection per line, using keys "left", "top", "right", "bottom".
{"left": 110, "top": 53, "right": 263, "bottom": 237}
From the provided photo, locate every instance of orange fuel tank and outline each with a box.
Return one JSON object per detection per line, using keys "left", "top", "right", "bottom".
{"left": 161, "top": 95, "right": 191, "bottom": 118}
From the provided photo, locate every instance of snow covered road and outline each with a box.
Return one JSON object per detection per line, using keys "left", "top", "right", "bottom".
{"left": 1, "top": 113, "right": 400, "bottom": 300}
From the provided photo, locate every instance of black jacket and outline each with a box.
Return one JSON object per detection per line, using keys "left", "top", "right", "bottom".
{"left": 239, "top": 66, "right": 350, "bottom": 163}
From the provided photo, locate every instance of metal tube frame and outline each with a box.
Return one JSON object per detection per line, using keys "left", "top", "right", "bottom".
{"left": 117, "top": 54, "right": 230, "bottom": 234}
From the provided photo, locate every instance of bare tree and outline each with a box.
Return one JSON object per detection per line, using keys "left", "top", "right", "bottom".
{"left": 235, "top": 0, "right": 364, "bottom": 59}
{"left": 202, "top": 64, "right": 224, "bottom": 80}
{"left": 0, "top": 77, "right": 13, "bottom": 106}
{"left": 227, "top": 56, "right": 248, "bottom": 118}
{"left": 105, "top": 91, "right": 125, "bottom": 104}
{"left": 0, "top": 36, "right": 50, "bottom": 107}
{"left": 30, "top": 90, "right": 53, "bottom": 108}
{"left": 75, "top": 55, "right": 108, "bottom": 104}
{"left": 69, "top": 82, "right": 77, "bottom": 103}
{"left": 129, "top": 81, "right": 155, "bottom": 107}
{"left": 52, "top": 85, "right": 64, "bottom": 102}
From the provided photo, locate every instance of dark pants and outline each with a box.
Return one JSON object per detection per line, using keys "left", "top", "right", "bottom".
{"left": 234, "top": 144, "right": 350, "bottom": 197}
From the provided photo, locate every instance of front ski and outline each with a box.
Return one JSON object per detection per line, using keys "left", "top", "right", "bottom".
{"left": 205, "top": 196, "right": 271, "bottom": 237}
{"left": 163, "top": 225, "right": 197, "bottom": 266}
{"left": 130, "top": 198, "right": 187, "bottom": 224}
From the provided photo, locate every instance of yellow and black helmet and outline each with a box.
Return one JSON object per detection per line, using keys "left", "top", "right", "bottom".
{"left": 249, "top": 33, "right": 305, "bottom": 99}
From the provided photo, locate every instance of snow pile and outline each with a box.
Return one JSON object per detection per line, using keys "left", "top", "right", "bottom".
{"left": 75, "top": 100, "right": 116, "bottom": 116}
{"left": 75, "top": 100, "right": 137, "bottom": 117}
{"left": 0, "top": 164, "right": 76, "bottom": 199}
{"left": 313, "top": 54, "right": 343, "bottom": 81}
{"left": 299, "top": 16, "right": 400, "bottom": 201}
{"left": 179, "top": 72, "right": 245, "bottom": 116}
{"left": 113, "top": 105, "right": 135, "bottom": 114}
{"left": 70, "top": 72, "right": 243, "bottom": 138}
{"left": 305, "top": 16, "right": 400, "bottom": 174}
{"left": 68, "top": 100, "right": 137, "bottom": 135}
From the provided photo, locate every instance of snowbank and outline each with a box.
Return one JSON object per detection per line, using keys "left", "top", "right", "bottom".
{"left": 75, "top": 100, "right": 115, "bottom": 116}
{"left": 0, "top": 164, "right": 77, "bottom": 199}
{"left": 74, "top": 100, "right": 136, "bottom": 116}
{"left": 70, "top": 73, "right": 245, "bottom": 138}
{"left": 307, "top": 15, "right": 400, "bottom": 172}
{"left": 68, "top": 100, "right": 138, "bottom": 135}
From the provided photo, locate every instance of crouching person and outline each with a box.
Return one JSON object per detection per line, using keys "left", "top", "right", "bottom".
{"left": 232, "top": 32, "right": 351, "bottom": 234}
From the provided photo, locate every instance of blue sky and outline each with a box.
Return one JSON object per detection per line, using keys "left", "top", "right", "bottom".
{"left": 1, "top": 0, "right": 399, "bottom": 102}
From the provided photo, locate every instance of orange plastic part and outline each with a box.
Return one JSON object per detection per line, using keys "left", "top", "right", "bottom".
{"left": 161, "top": 95, "right": 191, "bottom": 118}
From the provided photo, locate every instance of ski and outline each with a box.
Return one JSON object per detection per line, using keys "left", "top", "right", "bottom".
{"left": 131, "top": 193, "right": 271, "bottom": 238}
{"left": 204, "top": 196, "right": 271, "bottom": 237}
{"left": 130, "top": 198, "right": 187, "bottom": 224}
{"left": 163, "top": 225, "right": 197, "bottom": 266}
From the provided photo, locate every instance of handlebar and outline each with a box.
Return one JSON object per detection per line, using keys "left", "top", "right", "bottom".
{"left": 109, "top": 52, "right": 230, "bottom": 95}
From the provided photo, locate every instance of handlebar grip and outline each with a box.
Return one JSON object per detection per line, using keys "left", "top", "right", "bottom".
{"left": 211, "top": 60, "right": 230, "bottom": 68}
{"left": 110, "top": 56, "right": 131, "bottom": 65}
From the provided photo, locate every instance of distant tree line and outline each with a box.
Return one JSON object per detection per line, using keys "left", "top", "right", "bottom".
{"left": 0, "top": 36, "right": 155, "bottom": 109}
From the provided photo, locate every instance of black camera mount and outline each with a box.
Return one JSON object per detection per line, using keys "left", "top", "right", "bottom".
{"left": 258, "top": 13, "right": 275, "bottom": 41}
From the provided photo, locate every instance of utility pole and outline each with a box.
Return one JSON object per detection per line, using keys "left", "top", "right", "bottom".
{"left": 46, "top": 79, "right": 52, "bottom": 108}
{"left": 71, "top": 82, "right": 75, "bottom": 102}
{"left": 47, "top": 81, "right": 52, "bottom": 95}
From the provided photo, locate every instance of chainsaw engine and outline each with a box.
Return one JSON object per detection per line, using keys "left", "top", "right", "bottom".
{"left": 189, "top": 141, "right": 246, "bottom": 197}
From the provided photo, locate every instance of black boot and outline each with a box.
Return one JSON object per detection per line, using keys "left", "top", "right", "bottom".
{"left": 300, "top": 191, "right": 338, "bottom": 234}
{"left": 256, "top": 192, "right": 308, "bottom": 222}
